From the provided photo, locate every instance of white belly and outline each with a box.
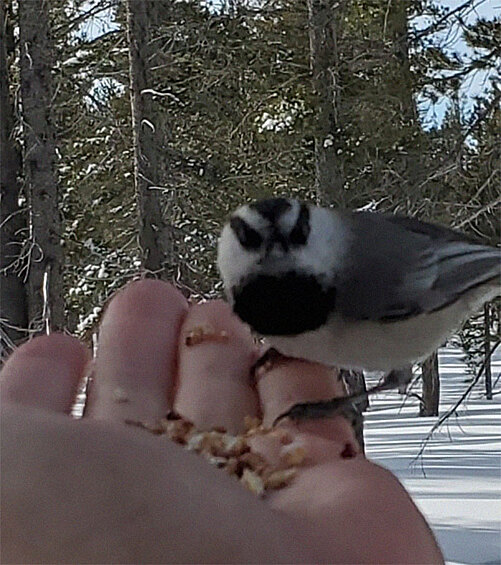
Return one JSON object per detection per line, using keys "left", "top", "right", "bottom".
{"left": 266, "top": 282, "right": 499, "bottom": 371}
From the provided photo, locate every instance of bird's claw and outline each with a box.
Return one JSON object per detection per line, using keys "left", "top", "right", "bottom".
{"left": 273, "top": 397, "right": 352, "bottom": 426}
{"left": 273, "top": 370, "right": 411, "bottom": 426}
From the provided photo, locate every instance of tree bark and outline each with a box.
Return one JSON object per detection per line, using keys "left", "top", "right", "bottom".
{"left": 383, "top": 1, "right": 425, "bottom": 207}
{"left": 384, "top": 2, "right": 417, "bottom": 125}
{"left": 0, "top": 0, "right": 28, "bottom": 351}
{"left": 420, "top": 351, "right": 440, "bottom": 416}
{"left": 126, "top": 0, "right": 173, "bottom": 277}
{"left": 341, "top": 369, "right": 369, "bottom": 412}
{"left": 18, "top": 0, "right": 64, "bottom": 333}
{"left": 340, "top": 369, "right": 367, "bottom": 453}
{"left": 307, "top": 0, "right": 345, "bottom": 206}
{"left": 484, "top": 303, "right": 492, "bottom": 400}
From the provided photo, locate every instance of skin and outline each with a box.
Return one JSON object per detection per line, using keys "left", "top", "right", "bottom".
{"left": 0, "top": 279, "right": 444, "bottom": 564}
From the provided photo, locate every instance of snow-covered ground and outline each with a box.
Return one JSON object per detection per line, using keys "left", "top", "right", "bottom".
{"left": 365, "top": 347, "right": 501, "bottom": 565}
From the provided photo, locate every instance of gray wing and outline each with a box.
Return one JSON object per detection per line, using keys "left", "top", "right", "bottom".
{"left": 334, "top": 211, "right": 500, "bottom": 321}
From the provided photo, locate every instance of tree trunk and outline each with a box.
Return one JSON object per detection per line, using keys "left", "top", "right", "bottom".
{"left": 383, "top": 1, "right": 424, "bottom": 208}
{"left": 384, "top": 2, "right": 417, "bottom": 125}
{"left": 0, "top": 0, "right": 28, "bottom": 351}
{"left": 351, "top": 408, "right": 365, "bottom": 455}
{"left": 341, "top": 369, "right": 369, "bottom": 412}
{"left": 126, "top": 0, "right": 173, "bottom": 277}
{"left": 340, "top": 369, "right": 367, "bottom": 454}
{"left": 420, "top": 351, "right": 440, "bottom": 416}
{"left": 18, "top": 0, "right": 64, "bottom": 333}
{"left": 307, "top": 0, "right": 345, "bottom": 206}
{"left": 484, "top": 303, "right": 492, "bottom": 400}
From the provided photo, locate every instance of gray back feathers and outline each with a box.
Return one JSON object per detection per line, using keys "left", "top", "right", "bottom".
{"left": 334, "top": 211, "right": 500, "bottom": 321}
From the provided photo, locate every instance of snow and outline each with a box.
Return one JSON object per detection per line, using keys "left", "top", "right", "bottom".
{"left": 365, "top": 347, "right": 501, "bottom": 565}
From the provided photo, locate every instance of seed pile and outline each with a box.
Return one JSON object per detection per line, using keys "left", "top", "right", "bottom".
{"left": 126, "top": 413, "right": 306, "bottom": 497}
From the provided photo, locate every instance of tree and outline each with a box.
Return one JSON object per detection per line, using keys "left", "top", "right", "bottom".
{"left": 420, "top": 351, "right": 440, "bottom": 417}
{"left": 49, "top": 1, "right": 137, "bottom": 335}
{"left": 483, "top": 303, "right": 493, "bottom": 400}
{"left": 19, "top": 0, "right": 64, "bottom": 332}
{"left": 0, "top": 0, "right": 27, "bottom": 352}
{"left": 126, "top": 0, "right": 173, "bottom": 277}
{"left": 341, "top": 369, "right": 368, "bottom": 453}
{"left": 306, "top": 0, "right": 344, "bottom": 205}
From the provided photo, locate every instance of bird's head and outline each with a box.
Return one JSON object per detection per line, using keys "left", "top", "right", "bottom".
{"left": 217, "top": 198, "right": 346, "bottom": 335}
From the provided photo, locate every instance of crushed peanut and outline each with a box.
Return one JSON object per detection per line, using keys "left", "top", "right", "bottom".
{"left": 241, "top": 468, "right": 265, "bottom": 497}
{"left": 263, "top": 468, "right": 297, "bottom": 490}
{"left": 268, "top": 427, "right": 293, "bottom": 445}
{"left": 280, "top": 444, "right": 307, "bottom": 467}
{"left": 185, "top": 325, "right": 230, "bottom": 346}
{"left": 126, "top": 413, "right": 305, "bottom": 497}
{"left": 244, "top": 415, "right": 262, "bottom": 432}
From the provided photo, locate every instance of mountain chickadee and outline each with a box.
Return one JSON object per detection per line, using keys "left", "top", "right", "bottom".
{"left": 218, "top": 197, "right": 500, "bottom": 420}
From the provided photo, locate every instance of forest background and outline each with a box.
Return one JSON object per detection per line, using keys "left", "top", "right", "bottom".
{"left": 1, "top": 0, "right": 499, "bottom": 413}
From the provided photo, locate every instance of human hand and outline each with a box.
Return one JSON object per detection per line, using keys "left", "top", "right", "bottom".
{"left": 0, "top": 279, "right": 443, "bottom": 563}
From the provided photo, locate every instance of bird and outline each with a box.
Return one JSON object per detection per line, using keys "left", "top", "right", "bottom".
{"left": 217, "top": 197, "right": 500, "bottom": 421}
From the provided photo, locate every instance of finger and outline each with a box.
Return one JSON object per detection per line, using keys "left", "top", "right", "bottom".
{"left": 85, "top": 279, "right": 188, "bottom": 422}
{"left": 173, "top": 300, "right": 260, "bottom": 434}
{"left": 256, "top": 355, "right": 344, "bottom": 426}
{"left": 0, "top": 333, "right": 89, "bottom": 413}
{"left": 254, "top": 355, "right": 359, "bottom": 459}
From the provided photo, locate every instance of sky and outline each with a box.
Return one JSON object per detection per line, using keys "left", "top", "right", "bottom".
{"left": 414, "top": 0, "right": 500, "bottom": 129}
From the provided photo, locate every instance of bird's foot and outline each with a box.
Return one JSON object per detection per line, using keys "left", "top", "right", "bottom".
{"left": 273, "top": 396, "right": 357, "bottom": 426}
{"left": 273, "top": 369, "right": 407, "bottom": 426}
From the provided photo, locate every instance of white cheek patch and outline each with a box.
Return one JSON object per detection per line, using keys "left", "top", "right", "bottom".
{"left": 294, "top": 208, "right": 350, "bottom": 282}
{"left": 217, "top": 224, "right": 262, "bottom": 292}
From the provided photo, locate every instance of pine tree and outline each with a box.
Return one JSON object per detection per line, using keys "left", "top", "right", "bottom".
{"left": 0, "top": 0, "right": 27, "bottom": 352}
{"left": 19, "top": 0, "right": 64, "bottom": 332}
{"left": 126, "top": 0, "right": 174, "bottom": 277}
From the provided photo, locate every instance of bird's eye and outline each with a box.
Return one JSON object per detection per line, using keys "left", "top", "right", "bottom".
{"left": 288, "top": 204, "right": 310, "bottom": 246}
{"left": 230, "top": 217, "right": 263, "bottom": 250}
